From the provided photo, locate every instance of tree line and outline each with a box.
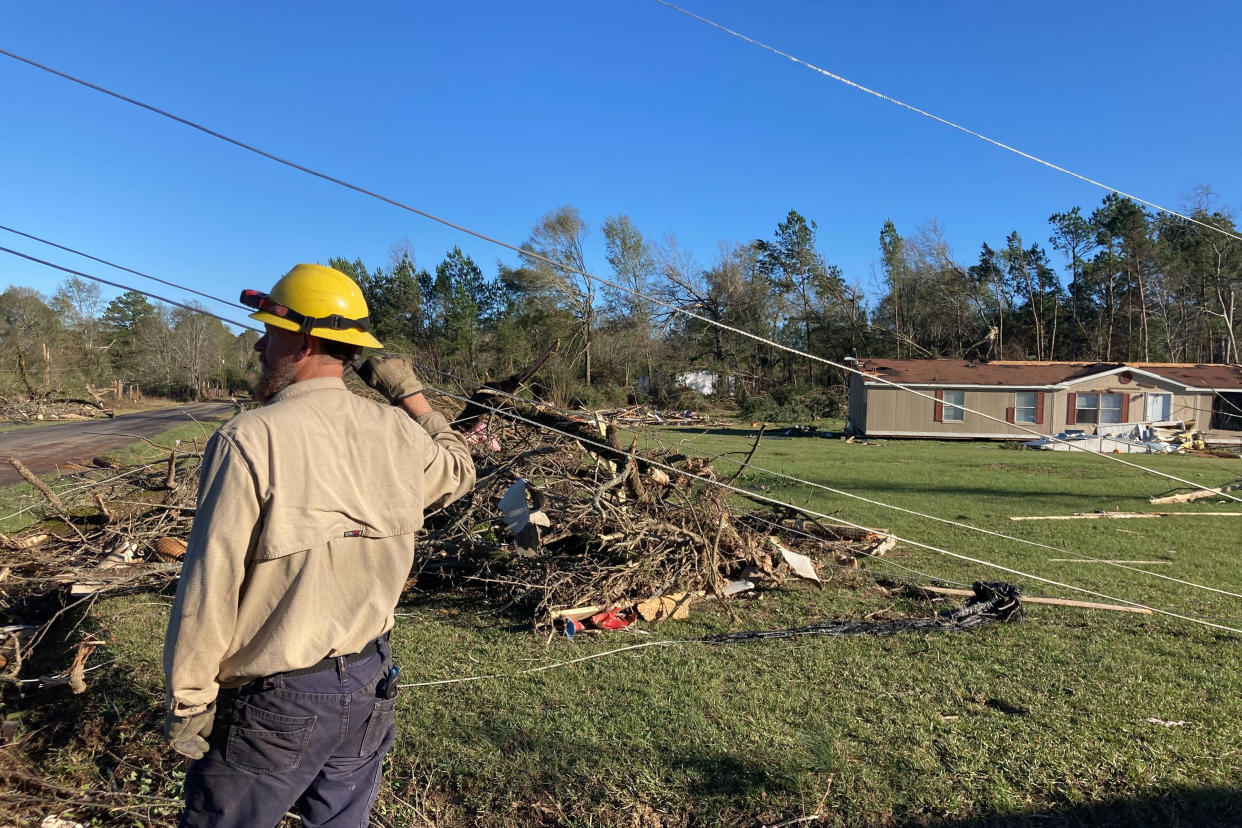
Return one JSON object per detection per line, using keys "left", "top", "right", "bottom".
{"left": 2, "top": 189, "right": 1238, "bottom": 417}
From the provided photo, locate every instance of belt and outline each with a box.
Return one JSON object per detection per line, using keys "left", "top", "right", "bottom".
{"left": 278, "top": 638, "right": 383, "bottom": 678}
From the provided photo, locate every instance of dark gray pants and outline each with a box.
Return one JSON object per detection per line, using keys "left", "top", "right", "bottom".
{"left": 181, "top": 639, "right": 397, "bottom": 828}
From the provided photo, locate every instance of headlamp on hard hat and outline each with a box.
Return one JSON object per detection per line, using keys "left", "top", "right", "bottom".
{"left": 240, "top": 289, "right": 373, "bottom": 335}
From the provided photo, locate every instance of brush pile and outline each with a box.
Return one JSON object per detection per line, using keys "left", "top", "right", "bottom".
{"left": 0, "top": 352, "right": 895, "bottom": 682}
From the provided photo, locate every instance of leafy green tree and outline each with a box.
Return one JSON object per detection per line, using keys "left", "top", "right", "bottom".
{"left": 432, "top": 247, "right": 489, "bottom": 375}
{"left": 755, "top": 210, "right": 848, "bottom": 383}
{"left": 331, "top": 255, "right": 427, "bottom": 348}
{"left": 1048, "top": 207, "right": 1099, "bottom": 359}
{"left": 101, "top": 290, "right": 158, "bottom": 377}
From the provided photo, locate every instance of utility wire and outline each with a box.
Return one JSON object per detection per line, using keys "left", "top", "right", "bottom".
{"left": 2, "top": 51, "right": 1232, "bottom": 501}
{"left": 0, "top": 225, "right": 249, "bottom": 313}
{"left": 3, "top": 47, "right": 1237, "bottom": 503}
{"left": 421, "top": 379, "right": 1242, "bottom": 635}
{"left": 648, "top": 0, "right": 1242, "bottom": 245}
{"left": 408, "top": 354, "right": 1242, "bottom": 603}
{"left": 0, "top": 247, "right": 259, "bottom": 333}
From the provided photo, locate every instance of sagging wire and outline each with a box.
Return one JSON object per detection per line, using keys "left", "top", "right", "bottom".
{"left": 3, "top": 237, "right": 1238, "bottom": 630}
{"left": 648, "top": 0, "right": 1242, "bottom": 245}
{"left": 413, "top": 374, "right": 1242, "bottom": 635}
{"left": 2, "top": 46, "right": 1237, "bottom": 502}
{"left": 4, "top": 210, "right": 1238, "bottom": 626}
{"left": 402, "top": 353, "right": 1242, "bottom": 604}
{"left": 396, "top": 583, "right": 1026, "bottom": 689}
{"left": 0, "top": 246, "right": 258, "bottom": 333}
{"left": 0, "top": 224, "right": 249, "bottom": 313}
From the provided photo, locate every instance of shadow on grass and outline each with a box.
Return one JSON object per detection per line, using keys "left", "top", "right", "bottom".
{"left": 901, "top": 786, "right": 1242, "bottom": 828}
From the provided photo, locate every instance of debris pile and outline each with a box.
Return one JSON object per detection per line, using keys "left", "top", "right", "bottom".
{"left": 0, "top": 393, "right": 115, "bottom": 423}
{"left": 0, "top": 354, "right": 898, "bottom": 683}
{"left": 418, "top": 390, "right": 894, "bottom": 625}
{"left": 580, "top": 406, "right": 717, "bottom": 427}
{"left": 1022, "top": 420, "right": 1205, "bottom": 454}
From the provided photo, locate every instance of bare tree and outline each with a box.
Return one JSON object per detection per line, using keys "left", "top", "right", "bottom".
{"left": 520, "top": 206, "right": 595, "bottom": 387}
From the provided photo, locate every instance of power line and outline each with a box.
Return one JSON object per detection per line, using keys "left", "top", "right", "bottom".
{"left": 423, "top": 378, "right": 1242, "bottom": 635}
{"left": 2, "top": 47, "right": 1237, "bottom": 502}
{"left": 409, "top": 354, "right": 1242, "bottom": 604}
{"left": 0, "top": 224, "right": 250, "bottom": 313}
{"left": 648, "top": 0, "right": 1242, "bottom": 245}
{"left": 0, "top": 246, "right": 259, "bottom": 333}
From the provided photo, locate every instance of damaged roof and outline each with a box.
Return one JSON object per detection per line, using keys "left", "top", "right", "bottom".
{"left": 854, "top": 359, "right": 1242, "bottom": 389}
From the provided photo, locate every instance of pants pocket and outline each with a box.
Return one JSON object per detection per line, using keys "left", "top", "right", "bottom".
{"left": 358, "top": 697, "right": 397, "bottom": 758}
{"left": 226, "top": 699, "right": 316, "bottom": 773}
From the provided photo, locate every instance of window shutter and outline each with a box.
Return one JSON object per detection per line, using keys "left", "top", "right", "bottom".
{"left": 1036, "top": 391, "right": 1046, "bottom": 425}
{"left": 1005, "top": 406, "right": 1015, "bottom": 424}
{"left": 933, "top": 390, "right": 944, "bottom": 423}
{"left": 1120, "top": 392, "right": 1131, "bottom": 420}
{"left": 1066, "top": 392, "right": 1076, "bottom": 424}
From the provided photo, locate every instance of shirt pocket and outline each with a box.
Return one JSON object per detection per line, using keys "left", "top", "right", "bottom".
{"left": 252, "top": 505, "right": 420, "bottom": 561}
{"left": 225, "top": 699, "right": 316, "bottom": 773}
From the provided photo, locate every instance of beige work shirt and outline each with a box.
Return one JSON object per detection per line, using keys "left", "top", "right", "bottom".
{"left": 163, "top": 377, "right": 475, "bottom": 715}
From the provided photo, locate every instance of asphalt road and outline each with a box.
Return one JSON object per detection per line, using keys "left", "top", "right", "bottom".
{"left": 0, "top": 403, "right": 236, "bottom": 486}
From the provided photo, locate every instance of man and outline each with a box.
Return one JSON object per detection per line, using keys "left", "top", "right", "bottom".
{"left": 162, "top": 263, "right": 475, "bottom": 828}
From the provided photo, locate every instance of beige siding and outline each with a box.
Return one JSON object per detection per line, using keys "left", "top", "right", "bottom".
{"left": 863, "top": 387, "right": 1046, "bottom": 438}
{"left": 862, "top": 382, "right": 1212, "bottom": 439}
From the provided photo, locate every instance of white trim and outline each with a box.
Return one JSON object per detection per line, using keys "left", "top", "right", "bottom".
{"left": 1060, "top": 365, "right": 1192, "bottom": 392}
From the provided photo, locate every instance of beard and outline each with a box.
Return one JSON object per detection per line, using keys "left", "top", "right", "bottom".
{"left": 253, "top": 359, "right": 297, "bottom": 404}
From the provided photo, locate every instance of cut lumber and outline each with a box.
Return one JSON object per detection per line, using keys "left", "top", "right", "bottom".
{"left": 1046, "top": 559, "right": 1172, "bottom": 564}
{"left": 1011, "top": 511, "right": 1242, "bottom": 521}
{"left": 919, "top": 585, "right": 1152, "bottom": 614}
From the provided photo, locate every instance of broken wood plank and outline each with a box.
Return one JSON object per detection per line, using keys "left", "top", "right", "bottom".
{"left": 1046, "top": 559, "right": 1172, "bottom": 564}
{"left": 1150, "top": 481, "right": 1241, "bottom": 505}
{"left": 1011, "top": 511, "right": 1242, "bottom": 521}
{"left": 919, "top": 585, "right": 1152, "bottom": 614}
{"left": 548, "top": 605, "right": 606, "bottom": 621}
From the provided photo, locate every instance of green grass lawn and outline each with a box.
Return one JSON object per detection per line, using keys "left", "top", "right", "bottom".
{"left": 8, "top": 426, "right": 1242, "bottom": 826}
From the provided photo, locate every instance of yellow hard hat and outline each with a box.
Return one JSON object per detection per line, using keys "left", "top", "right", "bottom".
{"left": 241, "top": 263, "right": 383, "bottom": 349}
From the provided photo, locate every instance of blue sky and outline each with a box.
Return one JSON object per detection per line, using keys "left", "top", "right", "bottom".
{"left": 3, "top": 1, "right": 1240, "bottom": 333}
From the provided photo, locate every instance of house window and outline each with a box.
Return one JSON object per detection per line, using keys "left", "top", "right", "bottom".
{"left": 1015, "top": 391, "right": 1038, "bottom": 424}
{"left": 943, "top": 390, "right": 964, "bottom": 422}
{"left": 1075, "top": 392, "right": 1124, "bottom": 424}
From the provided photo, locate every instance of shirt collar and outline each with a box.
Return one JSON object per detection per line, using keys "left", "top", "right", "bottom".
{"left": 268, "top": 375, "right": 348, "bottom": 405}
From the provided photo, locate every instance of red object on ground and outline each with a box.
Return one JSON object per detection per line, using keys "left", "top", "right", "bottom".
{"left": 588, "top": 609, "right": 635, "bottom": 630}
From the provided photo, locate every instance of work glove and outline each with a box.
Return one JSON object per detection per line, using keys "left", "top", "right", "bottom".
{"left": 164, "top": 706, "right": 215, "bottom": 760}
{"left": 356, "top": 355, "right": 424, "bottom": 404}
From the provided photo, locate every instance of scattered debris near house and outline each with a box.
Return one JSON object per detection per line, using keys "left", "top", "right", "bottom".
{"left": 1022, "top": 420, "right": 1206, "bottom": 454}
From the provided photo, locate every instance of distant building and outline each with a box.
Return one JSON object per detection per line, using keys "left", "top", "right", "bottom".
{"left": 677, "top": 371, "right": 721, "bottom": 396}
{"left": 846, "top": 360, "right": 1242, "bottom": 442}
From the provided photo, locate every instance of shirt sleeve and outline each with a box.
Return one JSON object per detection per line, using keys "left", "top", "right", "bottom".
{"left": 414, "top": 410, "right": 477, "bottom": 510}
{"left": 162, "top": 429, "right": 261, "bottom": 715}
